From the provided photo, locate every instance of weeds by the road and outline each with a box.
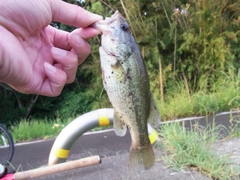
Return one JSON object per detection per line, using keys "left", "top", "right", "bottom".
{"left": 11, "top": 119, "right": 67, "bottom": 143}
{"left": 158, "top": 121, "right": 240, "bottom": 179}
{"left": 159, "top": 72, "right": 240, "bottom": 121}
{"left": 11, "top": 117, "right": 109, "bottom": 143}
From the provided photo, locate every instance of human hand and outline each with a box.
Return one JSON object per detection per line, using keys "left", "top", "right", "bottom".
{"left": 0, "top": 0, "right": 102, "bottom": 96}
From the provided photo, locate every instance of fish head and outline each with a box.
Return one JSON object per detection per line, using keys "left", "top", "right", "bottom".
{"left": 92, "top": 11, "right": 134, "bottom": 60}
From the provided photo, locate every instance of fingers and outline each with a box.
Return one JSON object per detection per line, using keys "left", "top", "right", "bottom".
{"left": 72, "top": 27, "right": 101, "bottom": 40}
{"left": 42, "top": 62, "right": 67, "bottom": 97}
{"left": 50, "top": 0, "right": 103, "bottom": 27}
{"left": 41, "top": 46, "right": 79, "bottom": 97}
{"left": 51, "top": 47, "right": 78, "bottom": 83}
{"left": 49, "top": 26, "right": 71, "bottom": 51}
{"left": 43, "top": 26, "right": 100, "bottom": 97}
{"left": 51, "top": 26, "right": 100, "bottom": 51}
{"left": 68, "top": 27, "right": 100, "bottom": 64}
{"left": 68, "top": 33, "right": 90, "bottom": 65}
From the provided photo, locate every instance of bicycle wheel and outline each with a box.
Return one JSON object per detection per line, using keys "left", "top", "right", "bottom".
{"left": 0, "top": 124, "right": 14, "bottom": 165}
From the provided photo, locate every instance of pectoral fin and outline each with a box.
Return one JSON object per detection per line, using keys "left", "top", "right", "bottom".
{"left": 113, "top": 111, "right": 127, "bottom": 137}
{"left": 147, "top": 92, "right": 161, "bottom": 127}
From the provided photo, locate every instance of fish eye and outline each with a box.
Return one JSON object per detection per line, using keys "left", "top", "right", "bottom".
{"left": 120, "top": 23, "right": 128, "bottom": 31}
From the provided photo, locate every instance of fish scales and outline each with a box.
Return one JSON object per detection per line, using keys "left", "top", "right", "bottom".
{"left": 92, "top": 11, "right": 160, "bottom": 171}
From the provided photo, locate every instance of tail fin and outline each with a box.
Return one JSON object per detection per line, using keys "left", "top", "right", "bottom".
{"left": 128, "top": 143, "right": 155, "bottom": 171}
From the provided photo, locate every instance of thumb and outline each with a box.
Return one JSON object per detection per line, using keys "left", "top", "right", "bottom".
{"left": 49, "top": 0, "right": 103, "bottom": 27}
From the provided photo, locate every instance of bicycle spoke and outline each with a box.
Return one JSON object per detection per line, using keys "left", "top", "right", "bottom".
{"left": 0, "top": 125, "right": 14, "bottom": 165}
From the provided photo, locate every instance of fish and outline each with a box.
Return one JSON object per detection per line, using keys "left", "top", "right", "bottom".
{"left": 92, "top": 11, "right": 160, "bottom": 171}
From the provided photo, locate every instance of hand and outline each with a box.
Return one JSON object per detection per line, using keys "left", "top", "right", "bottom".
{"left": 0, "top": 0, "right": 102, "bottom": 96}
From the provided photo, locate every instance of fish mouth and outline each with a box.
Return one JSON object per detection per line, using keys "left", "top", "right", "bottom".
{"left": 90, "top": 11, "right": 121, "bottom": 57}
{"left": 90, "top": 11, "right": 121, "bottom": 33}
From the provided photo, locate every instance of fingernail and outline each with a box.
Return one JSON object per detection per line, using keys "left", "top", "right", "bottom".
{"left": 74, "top": 34, "right": 85, "bottom": 46}
{"left": 91, "top": 13, "right": 103, "bottom": 21}
{"left": 51, "top": 47, "right": 67, "bottom": 58}
{"left": 44, "top": 62, "right": 56, "bottom": 73}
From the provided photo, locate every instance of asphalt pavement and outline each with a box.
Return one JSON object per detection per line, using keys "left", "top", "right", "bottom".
{"left": 3, "top": 111, "right": 240, "bottom": 180}
{"left": 10, "top": 131, "right": 210, "bottom": 180}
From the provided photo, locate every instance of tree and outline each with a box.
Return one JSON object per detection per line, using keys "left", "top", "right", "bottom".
{"left": 1, "top": 0, "right": 240, "bottom": 125}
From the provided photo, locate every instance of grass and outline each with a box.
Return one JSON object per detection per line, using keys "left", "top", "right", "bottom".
{"left": 159, "top": 71, "right": 240, "bottom": 120}
{"left": 11, "top": 117, "right": 109, "bottom": 143}
{"left": 157, "top": 119, "right": 240, "bottom": 180}
{"left": 11, "top": 119, "right": 68, "bottom": 143}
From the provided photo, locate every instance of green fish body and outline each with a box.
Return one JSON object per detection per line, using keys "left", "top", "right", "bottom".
{"left": 93, "top": 11, "right": 160, "bottom": 171}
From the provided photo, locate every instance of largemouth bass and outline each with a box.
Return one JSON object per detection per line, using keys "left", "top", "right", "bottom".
{"left": 93, "top": 11, "right": 160, "bottom": 171}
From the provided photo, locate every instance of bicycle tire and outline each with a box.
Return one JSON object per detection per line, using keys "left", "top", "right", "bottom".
{"left": 0, "top": 124, "right": 14, "bottom": 165}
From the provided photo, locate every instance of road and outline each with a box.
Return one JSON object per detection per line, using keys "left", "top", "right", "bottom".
{"left": 2, "top": 111, "right": 240, "bottom": 180}
{"left": 12, "top": 130, "right": 131, "bottom": 170}
{"left": 9, "top": 130, "right": 209, "bottom": 180}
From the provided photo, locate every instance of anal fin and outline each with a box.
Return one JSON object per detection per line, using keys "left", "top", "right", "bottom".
{"left": 113, "top": 111, "right": 127, "bottom": 137}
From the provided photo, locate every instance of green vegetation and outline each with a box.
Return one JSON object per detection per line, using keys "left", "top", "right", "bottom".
{"left": 11, "top": 119, "right": 68, "bottom": 143}
{"left": 11, "top": 117, "right": 111, "bottom": 143}
{"left": 158, "top": 121, "right": 240, "bottom": 179}
{"left": 1, "top": 0, "right": 240, "bottom": 177}
{"left": 160, "top": 68, "right": 240, "bottom": 120}
{"left": 1, "top": 0, "right": 239, "bottom": 126}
